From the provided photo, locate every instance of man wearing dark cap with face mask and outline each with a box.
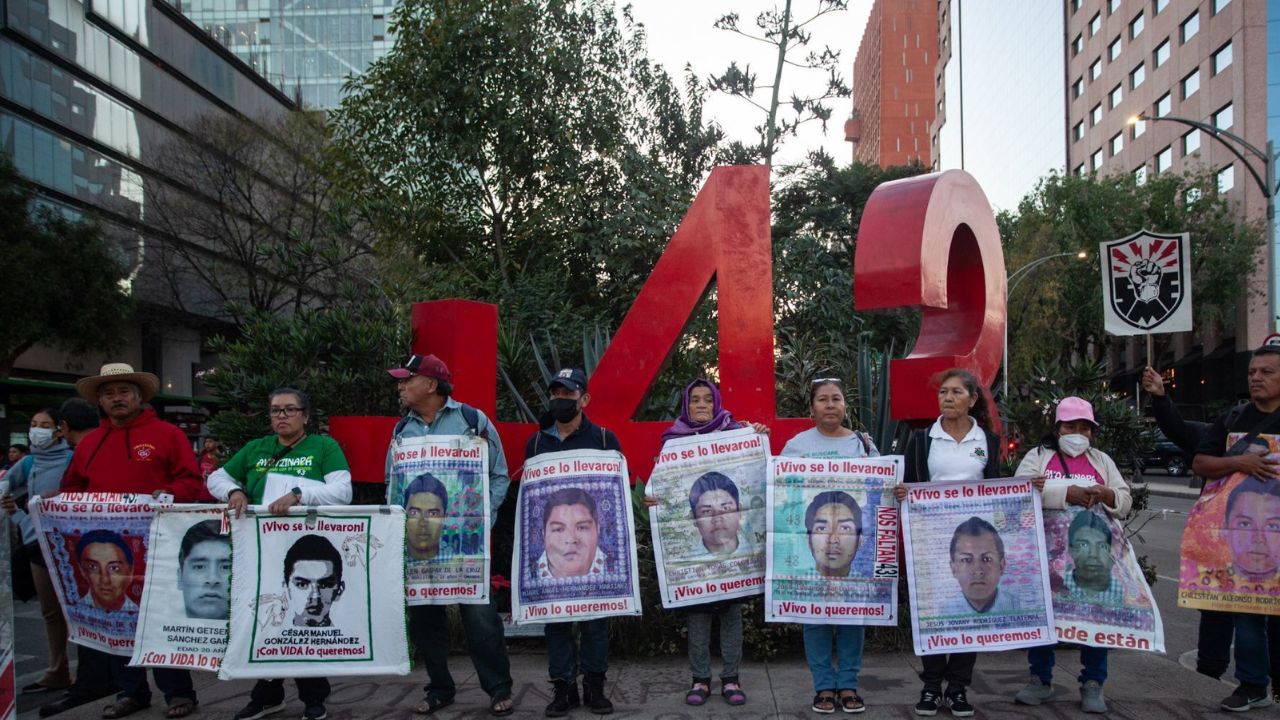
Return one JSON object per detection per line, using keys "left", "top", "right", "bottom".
{"left": 524, "top": 368, "right": 622, "bottom": 717}
{"left": 385, "top": 354, "right": 515, "bottom": 717}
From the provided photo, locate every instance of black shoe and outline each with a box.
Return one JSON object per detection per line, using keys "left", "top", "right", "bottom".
{"left": 545, "top": 679, "right": 580, "bottom": 718}
{"left": 302, "top": 704, "right": 327, "bottom": 720}
{"left": 914, "top": 689, "right": 940, "bottom": 717}
{"left": 233, "top": 700, "right": 286, "bottom": 720}
{"left": 1222, "top": 684, "right": 1273, "bottom": 712}
{"left": 944, "top": 688, "right": 974, "bottom": 717}
{"left": 39, "top": 693, "right": 94, "bottom": 718}
{"left": 582, "top": 673, "right": 613, "bottom": 714}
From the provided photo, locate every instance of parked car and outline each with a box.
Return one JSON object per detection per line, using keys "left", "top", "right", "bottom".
{"left": 1139, "top": 428, "right": 1194, "bottom": 476}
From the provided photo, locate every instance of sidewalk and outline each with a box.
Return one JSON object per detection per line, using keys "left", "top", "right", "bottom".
{"left": 24, "top": 643, "right": 1235, "bottom": 720}
{"left": 1133, "top": 472, "right": 1202, "bottom": 500}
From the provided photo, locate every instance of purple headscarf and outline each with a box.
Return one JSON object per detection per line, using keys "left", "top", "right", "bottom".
{"left": 661, "top": 379, "right": 742, "bottom": 443}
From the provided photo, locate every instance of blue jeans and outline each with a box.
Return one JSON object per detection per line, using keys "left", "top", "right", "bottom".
{"left": 111, "top": 655, "right": 194, "bottom": 705}
{"left": 409, "top": 599, "right": 513, "bottom": 700}
{"left": 1235, "top": 613, "right": 1271, "bottom": 687}
{"left": 802, "top": 624, "right": 864, "bottom": 692}
{"left": 546, "top": 619, "right": 608, "bottom": 681}
{"left": 1028, "top": 644, "right": 1108, "bottom": 685}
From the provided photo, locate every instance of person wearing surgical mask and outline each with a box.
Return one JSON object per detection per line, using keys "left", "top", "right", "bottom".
{"left": 1013, "top": 396, "right": 1131, "bottom": 714}
{"left": 2, "top": 408, "right": 73, "bottom": 693}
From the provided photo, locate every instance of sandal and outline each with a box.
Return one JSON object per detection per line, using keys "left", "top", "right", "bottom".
{"left": 812, "top": 691, "right": 837, "bottom": 714}
{"left": 686, "top": 682, "right": 710, "bottom": 706}
{"left": 165, "top": 699, "right": 198, "bottom": 719}
{"left": 102, "top": 697, "right": 149, "bottom": 719}
{"left": 414, "top": 695, "right": 454, "bottom": 715}
{"left": 722, "top": 681, "right": 746, "bottom": 706}
{"left": 838, "top": 689, "right": 864, "bottom": 714}
{"left": 490, "top": 694, "right": 514, "bottom": 717}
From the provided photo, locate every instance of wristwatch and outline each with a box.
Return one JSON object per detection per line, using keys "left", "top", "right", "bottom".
{"left": 291, "top": 487, "right": 303, "bottom": 502}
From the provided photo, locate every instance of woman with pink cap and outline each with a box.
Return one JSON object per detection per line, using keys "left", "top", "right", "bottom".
{"left": 1012, "top": 396, "right": 1132, "bottom": 714}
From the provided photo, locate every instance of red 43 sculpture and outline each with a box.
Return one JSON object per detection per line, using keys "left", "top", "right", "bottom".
{"left": 330, "top": 165, "right": 1006, "bottom": 483}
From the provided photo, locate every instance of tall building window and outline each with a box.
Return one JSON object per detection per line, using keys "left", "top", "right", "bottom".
{"left": 1154, "top": 0, "right": 1169, "bottom": 13}
{"left": 1131, "top": 62, "right": 1146, "bottom": 89}
{"left": 1074, "top": 121, "right": 1086, "bottom": 141}
{"left": 1076, "top": 164, "right": 1088, "bottom": 177}
{"left": 1182, "top": 69, "right": 1200, "bottom": 99}
{"left": 1090, "top": 12, "right": 1102, "bottom": 37}
{"left": 1183, "top": 129, "right": 1201, "bottom": 155}
{"left": 1156, "top": 93, "right": 1171, "bottom": 117}
{"left": 1072, "top": 0, "right": 1081, "bottom": 13}
{"left": 1111, "top": 133, "right": 1124, "bottom": 156}
{"left": 1091, "top": 59, "right": 1102, "bottom": 81}
{"left": 1132, "top": 119, "right": 1147, "bottom": 138}
{"left": 1073, "top": 77, "right": 1084, "bottom": 98}
{"left": 1092, "top": 103, "right": 1103, "bottom": 126}
{"left": 1134, "top": 165, "right": 1148, "bottom": 185}
{"left": 1073, "top": 33, "right": 1083, "bottom": 56}
{"left": 1212, "top": 0, "right": 1231, "bottom": 13}
{"left": 1130, "top": 11, "right": 1144, "bottom": 39}
{"left": 1217, "top": 165, "right": 1235, "bottom": 193}
{"left": 1110, "top": 85, "right": 1123, "bottom": 108}
{"left": 1213, "top": 42, "right": 1233, "bottom": 74}
{"left": 1156, "top": 146, "right": 1173, "bottom": 173}
{"left": 1214, "top": 103, "right": 1233, "bottom": 129}
{"left": 1154, "top": 39, "right": 1170, "bottom": 67}
{"left": 1181, "top": 11, "right": 1199, "bottom": 42}
{"left": 1092, "top": 149, "right": 1105, "bottom": 171}
{"left": 1109, "top": 37, "right": 1122, "bottom": 62}
{"left": 1109, "top": 0, "right": 1122, "bottom": 13}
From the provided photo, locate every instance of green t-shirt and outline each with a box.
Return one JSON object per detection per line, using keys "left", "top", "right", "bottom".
{"left": 220, "top": 434, "right": 349, "bottom": 503}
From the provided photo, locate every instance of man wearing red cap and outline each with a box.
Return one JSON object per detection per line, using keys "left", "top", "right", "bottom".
{"left": 384, "top": 354, "right": 514, "bottom": 717}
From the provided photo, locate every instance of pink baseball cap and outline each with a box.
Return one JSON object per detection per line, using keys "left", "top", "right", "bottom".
{"left": 1055, "top": 396, "right": 1097, "bottom": 426}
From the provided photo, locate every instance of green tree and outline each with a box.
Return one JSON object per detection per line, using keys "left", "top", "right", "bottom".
{"left": 0, "top": 156, "right": 132, "bottom": 378}
{"left": 1002, "top": 170, "right": 1264, "bottom": 383}
{"left": 333, "top": 0, "right": 720, "bottom": 361}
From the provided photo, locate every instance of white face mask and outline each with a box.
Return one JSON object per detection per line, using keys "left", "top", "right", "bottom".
{"left": 28, "top": 427, "right": 55, "bottom": 450}
{"left": 1058, "top": 433, "right": 1091, "bottom": 458}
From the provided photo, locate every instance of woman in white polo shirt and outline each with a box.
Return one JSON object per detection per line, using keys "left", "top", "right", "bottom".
{"left": 893, "top": 368, "right": 1001, "bottom": 718}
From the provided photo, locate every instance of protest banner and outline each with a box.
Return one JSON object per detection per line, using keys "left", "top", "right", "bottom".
{"left": 219, "top": 507, "right": 410, "bottom": 679}
{"left": 648, "top": 428, "right": 767, "bottom": 608}
{"left": 766, "top": 455, "right": 901, "bottom": 626}
{"left": 387, "top": 435, "right": 490, "bottom": 605}
{"left": 31, "top": 493, "right": 157, "bottom": 655}
{"left": 513, "top": 450, "right": 640, "bottom": 624}
{"left": 902, "top": 478, "right": 1054, "bottom": 655}
{"left": 1042, "top": 480, "right": 1163, "bottom": 652}
{"left": 131, "top": 506, "right": 231, "bottom": 671}
{"left": 0, "top": 520, "right": 15, "bottom": 720}
{"left": 1180, "top": 439, "right": 1280, "bottom": 614}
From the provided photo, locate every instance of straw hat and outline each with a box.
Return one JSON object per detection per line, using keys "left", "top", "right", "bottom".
{"left": 76, "top": 363, "right": 160, "bottom": 402}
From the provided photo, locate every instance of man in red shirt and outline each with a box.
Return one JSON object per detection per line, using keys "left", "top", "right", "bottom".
{"left": 59, "top": 363, "right": 202, "bottom": 719}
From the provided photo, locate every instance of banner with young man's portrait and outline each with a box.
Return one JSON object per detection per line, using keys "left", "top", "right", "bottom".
{"left": 648, "top": 428, "right": 767, "bottom": 608}
{"left": 219, "top": 507, "right": 410, "bottom": 679}
{"left": 131, "top": 506, "right": 232, "bottom": 671}
{"left": 765, "top": 455, "right": 901, "bottom": 626}
{"left": 31, "top": 493, "right": 159, "bottom": 655}
{"left": 512, "top": 450, "right": 640, "bottom": 624}
{"left": 1043, "top": 480, "right": 1163, "bottom": 651}
{"left": 902, "top": 478, "right": 1054, "bottom": 655}
{"left": 387, "top": 435, "right": 489, "bottom": 605}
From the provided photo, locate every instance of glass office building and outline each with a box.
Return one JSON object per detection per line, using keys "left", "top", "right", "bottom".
{"left": 172, "top": 0, "right": 395, "bottom": 110}
{"left": 0, "top": 0, "right": 293, "bottom": 420}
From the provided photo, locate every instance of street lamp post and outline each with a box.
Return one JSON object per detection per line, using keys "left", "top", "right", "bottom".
{"left": 1003, "top": 251, "right": 1089, "bottom": 399}
{"left": 1130, "top": 111, "right": 1280, "bottom": 331}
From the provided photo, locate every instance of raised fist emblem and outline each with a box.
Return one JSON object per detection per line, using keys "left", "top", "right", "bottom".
{"left": 1127, "top": 259, "right": 1161, "bottom": 302}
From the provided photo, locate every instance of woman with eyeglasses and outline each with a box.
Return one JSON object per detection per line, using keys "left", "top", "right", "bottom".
{"left": 780, "top": 377, "right": 877, "bottom": 714}
{"left": 644, "top": 379, "right": 767, "bottom": 707}
{"left": 893, "top": 368, "right": 1001, "bottom": 718}
{"left": 206, "top": 386, "right": 351, "bottom": 720}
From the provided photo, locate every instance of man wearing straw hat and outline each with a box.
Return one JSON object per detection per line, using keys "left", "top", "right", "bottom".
{"left": 56, "top": 363, "right": 204, "bottom": 719}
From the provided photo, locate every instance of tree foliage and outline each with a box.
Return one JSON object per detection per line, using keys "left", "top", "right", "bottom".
{"left": 334, "top": 0, "right": 721, "bottom": 357}
{"left": 144, "top": 111, "right": 374, "bottom": 324}
{"left": 0, "top": 156, "right": 132, "bottom": 377}
{"left": 1001, "top": 170, "right": 1264, "bottom": 381}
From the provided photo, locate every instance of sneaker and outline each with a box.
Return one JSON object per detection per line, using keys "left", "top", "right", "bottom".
{"left": 234, "top": 701, "right": 286, "bottom": 720}
{"left": 1080, "top": 681, "right": 1106, "bottom": 714}
{"left": 302, "top": 705, "right": 327, "bottom": 720}
{"left": 1014, "top": 675, "right": 1053, "bottom": 706}
{"left": 914, "top": 689, "right": 941, "bottom": 717}
{"left": 944, "top": 688, "right": 974, "bottom": 718}
{"left": 1222, "top": 684, "right": 1273, "bottom": 712}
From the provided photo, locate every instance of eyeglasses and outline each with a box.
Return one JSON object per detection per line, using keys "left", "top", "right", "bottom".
{"left": 811, "top": 377, "right": 843, "bottom": 385}
{"left": 268, "top": 406, "right": 305, "bottom": 418}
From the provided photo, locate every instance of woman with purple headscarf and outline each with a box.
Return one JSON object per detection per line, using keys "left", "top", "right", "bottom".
{"left": 646, "top": 379, "right": 767, "bottom": 707}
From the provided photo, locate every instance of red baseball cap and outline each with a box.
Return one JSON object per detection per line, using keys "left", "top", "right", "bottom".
{"left": 387, "top": 354, "right": 451, "bottom": 382}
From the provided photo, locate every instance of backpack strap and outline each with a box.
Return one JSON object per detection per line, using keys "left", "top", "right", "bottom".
{"left": 600, "top": 426, "right": 607, "bottom": 450}
{"left": 458, "top": 404, "right": 488, "bottom": 441}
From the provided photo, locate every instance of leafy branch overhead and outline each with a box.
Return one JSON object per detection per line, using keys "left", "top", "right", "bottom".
{"left": 710, "top": 0, "right": 851, "bottom": 165}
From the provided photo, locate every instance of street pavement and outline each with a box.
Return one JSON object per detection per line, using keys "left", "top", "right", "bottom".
{"left": 12, "top": 477, "right": 1243, "bottom": 719}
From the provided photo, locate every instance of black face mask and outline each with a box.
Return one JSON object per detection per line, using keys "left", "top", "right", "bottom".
{"left": 548, "top": 397, "right": 580, "bottom": 424}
